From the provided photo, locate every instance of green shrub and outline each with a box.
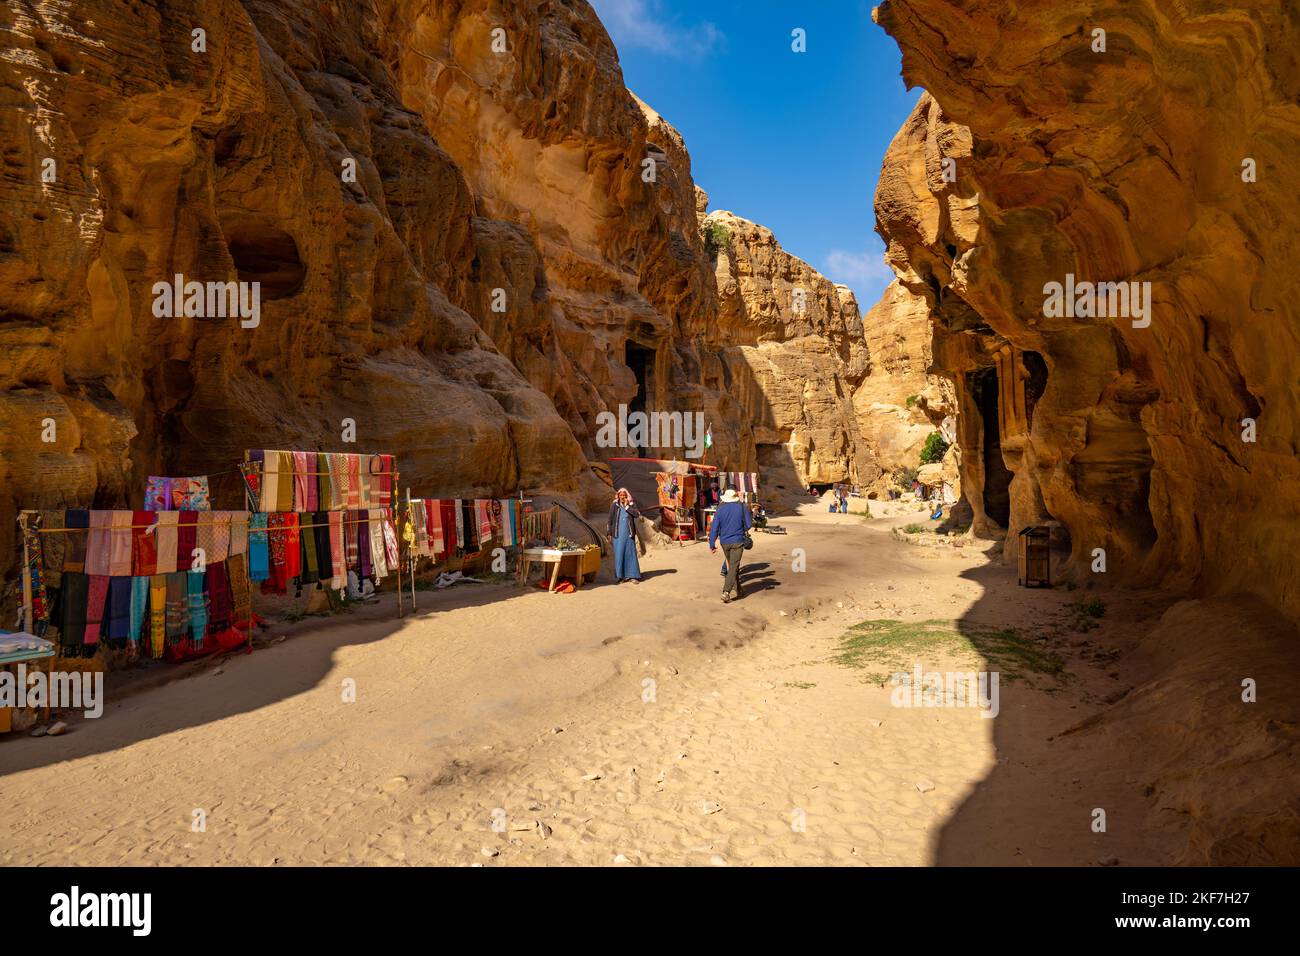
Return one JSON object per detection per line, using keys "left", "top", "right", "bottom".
{"left": 702, "top": 222, "right": 731, "bottom": 255}
{"left": 905, "top": 394, "right": 919, "bottom": 408}
{"left": 920, "top": 431, "right": 950, "bottom": 464}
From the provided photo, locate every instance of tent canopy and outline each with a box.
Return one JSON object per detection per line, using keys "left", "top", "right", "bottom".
{"left": 609, "top": 457, "right": 715, "bottom": 512}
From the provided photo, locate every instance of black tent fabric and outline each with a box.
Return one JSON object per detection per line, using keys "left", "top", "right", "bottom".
{"left": 609, "top": 458, "right": 668, "bottom": 514}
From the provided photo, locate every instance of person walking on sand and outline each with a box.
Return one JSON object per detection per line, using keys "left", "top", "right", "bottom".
{"left": 607, "top": 487, "right": 642, "bottom": 583}
{"left": 709, "top": 488, "right": 752, "bottom": 603}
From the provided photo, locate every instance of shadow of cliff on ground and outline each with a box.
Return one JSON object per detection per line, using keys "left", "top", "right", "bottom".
{"left": 931, "top": 549, "right": 1300, "bottom": 866}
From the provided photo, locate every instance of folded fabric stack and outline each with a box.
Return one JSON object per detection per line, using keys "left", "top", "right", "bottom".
{"left": 244, "top": 450, "right": 396, "bottom": 512}
{"left": 405, "top": 498, "right": 524, "bottom": 560}
{"left": 32, "top": 510, "right": 252, "bottom": 661}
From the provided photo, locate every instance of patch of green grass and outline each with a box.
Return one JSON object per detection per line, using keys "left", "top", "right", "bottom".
{"left": 1065, "top": 597, "right": 1106, "bottom": 631}
{"left": 901, "top": 523, "right": 929, "bottom": 535}
{"left": 1068, "top": 598, "right": 1106, "bottom": 618}
{"left": 783, "top": 681, "right": 817, "bottom": 690}
{"left": 905, "top": 395, "right": 918, "bottom": 408}
{"left": 832, "top": 618, "right": 1066, "bottom": 687}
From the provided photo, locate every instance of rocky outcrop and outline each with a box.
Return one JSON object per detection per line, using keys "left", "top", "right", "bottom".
{"left": 0, "top": 0, "right": 872, "bottom": 601}
{"left": 853, "top": 278, "right": 955, "bottom": 493}
{"left": 873, "top": 0, "right": 1300, "bottom": 621}
{"left": 704, "top": 209, "right": 867, "bottom": 490}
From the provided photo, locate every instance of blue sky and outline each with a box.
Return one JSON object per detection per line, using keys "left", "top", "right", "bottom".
{"left": 589, "top": 0, "right": 920, "bottom": 310}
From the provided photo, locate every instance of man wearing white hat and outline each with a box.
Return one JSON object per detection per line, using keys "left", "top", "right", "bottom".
{"left": 708, "top": 487, "right": 753, "bottom": 602}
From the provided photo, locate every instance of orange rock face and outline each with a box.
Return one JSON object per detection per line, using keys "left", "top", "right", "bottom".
{"left": 874, "top": 1, "right": 1300, "bottom": 619}
{"left": 0, "top": 0, "right": 877, "bottom": 595}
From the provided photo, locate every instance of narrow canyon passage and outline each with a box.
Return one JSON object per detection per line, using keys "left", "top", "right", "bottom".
{"left": 1, "top": 503, "right": 1165, "bottom": 866}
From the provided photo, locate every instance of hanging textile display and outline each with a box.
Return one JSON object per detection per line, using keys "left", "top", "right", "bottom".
{"left": 16, "top": 447, "right": 413, "bottom": 666}
{"left": 243, "top": 449, "right": 397, "bottom": 513}
{"left": 145, "top": 475, "right": 212, "bottom": 511}
{"left": 21, "top": 510, "right": 252, "bottom": 661}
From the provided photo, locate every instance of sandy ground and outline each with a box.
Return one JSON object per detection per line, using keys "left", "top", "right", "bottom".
{"left": 0, "top": 498, "right": 1168, "bottom": 866}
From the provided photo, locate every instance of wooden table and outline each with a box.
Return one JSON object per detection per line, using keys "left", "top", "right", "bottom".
{"left": 520, "top": 547, "right": 595, "bottom": 591}
{"left": 0, "top": 633, "right": 56, "bottom": 731}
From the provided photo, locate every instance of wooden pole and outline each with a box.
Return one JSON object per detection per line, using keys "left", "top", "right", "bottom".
{"left": 405, "top": 488, "right": 416, "bottom": 613}
{"left": 18, "top": 511, "right": 34, "bottom": 633}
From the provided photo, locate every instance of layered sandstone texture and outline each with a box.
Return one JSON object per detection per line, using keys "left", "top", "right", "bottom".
{"left": 852, "top": 278, "right": 956, "bottom": 493}
{"left": 873, "top": 0, "right": 1300, "bottom": 621}
{"left": 0, "top": 0, "right": 871, "bottom": 595}
{"left": 704, "top": 208, "right": 868, "bottom": 490}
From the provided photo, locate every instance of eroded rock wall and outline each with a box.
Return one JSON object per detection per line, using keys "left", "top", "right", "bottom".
{"left": 853, "top": 277, "right": 955, "bottom": 494}
{"left": 0, "top": 0, "right": 873, "bottom": 601}
{"left": 874, "top": 1, "right": 1300, "bottom": 619}
{"left": 705, "top": 209, "right": 867, "bottom": 489}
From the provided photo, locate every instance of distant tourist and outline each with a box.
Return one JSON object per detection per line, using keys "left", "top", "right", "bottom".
{"left": 709, "top": 488, "right": 753, "bottom": 603}
{"left": 607, "top": 488, "right": 642, "bottom": 583}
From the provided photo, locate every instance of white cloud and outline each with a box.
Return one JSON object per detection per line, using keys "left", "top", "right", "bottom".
{"left": 590, "top": 0, "right": 724, "bottom": 60}
{"left": 823, "top": 245, "right": 896, "bottom": 305}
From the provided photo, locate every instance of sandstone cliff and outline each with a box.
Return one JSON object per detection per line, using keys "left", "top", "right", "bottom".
{"left": 871, "top": 0, "right": 1300, "bottom": 862}
{"left": 0, "top": 0, "right": 872, "bottom": 598}
{"left": 704, "top": 208, "right": 867, "bottom": 490}
{"left": 873, "top": 1, "right": 1300, "bottom": 622}
{"left": 853, "top": 278, "right": 955, "bottom": 493}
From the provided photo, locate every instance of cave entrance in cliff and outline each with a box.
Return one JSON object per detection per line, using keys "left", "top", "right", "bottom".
{"left": 625, "top": 342, "right": 654, "bottom": 457}
{"left": 970, "top": 366, "right": 1012, "bottom": 528}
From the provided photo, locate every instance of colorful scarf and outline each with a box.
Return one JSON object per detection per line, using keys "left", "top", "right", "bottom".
{"left": 292, "top": 451, "right": 310, "bottom": 512}
{"left": 300, "top": 513, "right": 319, "bottom": 585}
{"left": 196, "top": 509, "right": 217, "bottom": 567}
{"left": 106, "top": 511, "right": 133, "bottom": 576}
{"left": 313, "top": 512, "right": 332, "bottom": 585}
{"left": 357, "top": 509, "right": 372, "bottom": 579}
{"left": 178, "top": 511, "right": 199, "bottom": 571}
{"left": 186, "top": 570, "right": 208, "bottom": 644}
{"left": 211, "top": 512, "right": 231, "bottom": 562}
{"left": 171, "top": 476, "right": 211, "bottom": 511}
{"left": 329, "top": 511, "right": 345, "bottom": 589}
{"left": 85, "top": 511, "right": 112, "bottom": 576}
{"left": 41, "top": 510, "right": 65, "bottom": 587}
{"left": 206, "top": 561, "right": 232, "bottom": 634}
{"left": 382, "top": 515, "right": 399, "bottom": 570}
{"left": 165, "top": 573, "right": 189, "bottom": 643}
{"left": 227, "top": 553, "right": 251, "bottom": 629}
{"left": 248, "top": 513, "right": 269, "bottom": 582}
{"left": 129, "top": 575, "right": 150, "bottom": 645}
{"left": 149, "top": 575, "right": 167, "bottom": 658}
{"left": 59, "top": 572, "right": 89, "bottom": 649}
{"left": 63, "top": 509, "right": 89, "bottom": 572}
{"left": 105, "top": 576, "right": 132, "bottom": 640}
{"left": 84, "top": 574, "right": 109, "bottom": 645}
{"left": 229, "top": 511, "right": 249, "bottom": 557}
{"left": 145, "top": 476, "right": 173, "bottom": 511}
{"left": 132, "top": 510, "right": 157, "bottom": 576}
{"left": 347, "top": 455, "right": 361, "bottom": 509}
{"left": 155, "top": 511, "right": 179, "bottom": 573}
{"left": 368, "top": 512, "right": 387, "bottom": 579}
